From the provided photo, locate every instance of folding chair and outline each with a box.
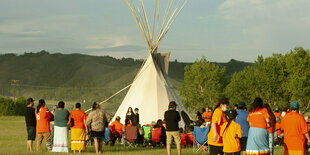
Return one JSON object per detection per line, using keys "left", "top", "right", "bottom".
{"left": 193, "top": 126, "right": 209, "bottom": 152}
{"left": 180, "top": 133, "right": 187, "bottom": 147}
{"left": 102, "top": 127, "right": 111, "bottom": 143}
{"left": 124, "top": 126, "right": 137, "bottom": 147}
{"left": 151, "top": 127, "right": 162, "bottom": 147}
{"left": 142, "top": 125, "right": 151, "bottom": 144}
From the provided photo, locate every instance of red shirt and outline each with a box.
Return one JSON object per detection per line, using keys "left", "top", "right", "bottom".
{"left": 35, "top": 107, "right": 53, "bottom": 133}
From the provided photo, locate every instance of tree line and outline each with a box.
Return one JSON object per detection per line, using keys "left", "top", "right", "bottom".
{"left": 180, "top": 47, "right": 310, "bottom": 113}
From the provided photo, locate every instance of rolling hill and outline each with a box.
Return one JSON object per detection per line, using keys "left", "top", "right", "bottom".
{"left": 0, "top": 50, "right": 252, "bottom": 113}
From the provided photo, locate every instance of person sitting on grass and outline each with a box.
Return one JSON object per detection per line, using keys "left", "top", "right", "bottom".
{"left": 153, "top": 119, "right": 166, "bottom": 147}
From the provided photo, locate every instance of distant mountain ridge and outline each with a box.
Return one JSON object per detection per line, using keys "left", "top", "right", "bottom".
{"left": 0, "top": 50, "right": 252, "bottom": 109}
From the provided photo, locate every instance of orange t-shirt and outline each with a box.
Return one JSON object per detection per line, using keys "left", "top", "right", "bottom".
{"left": 247, "top": 108, "right": 270, "bottom": 129}
{"left": 202, "top": 111, "right": 212, "bottom": 122}
{"left": 220, "top": 121, "right": 242, "bottom": 153}
{"left": 35, "top": 107, "right": 53, "bottom": 133}
{"left": 275, "top": 122, "right": 282, "bottom": 136}
{"left": 109, "top": 121, "right": 124, "bottom": 135}
{"left": 274, "top": 112, "right": 281, "bottom": 118}
{"left": 69, "top": 109, "right": 87, "bottom": 129}
{"left": 208, "top": 108, "right": 227, "bottom": 146}
{"left": 281, "top": 112, "right": 308, "bottom": 151}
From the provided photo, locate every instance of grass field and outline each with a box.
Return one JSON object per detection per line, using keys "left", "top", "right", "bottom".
{"left": 0, "top": 116, "right": 285, "bottom": 155}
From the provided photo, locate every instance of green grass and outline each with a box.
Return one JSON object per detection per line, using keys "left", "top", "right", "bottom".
{"left": 0, "top": 116, "right": 285, "bottom": 155}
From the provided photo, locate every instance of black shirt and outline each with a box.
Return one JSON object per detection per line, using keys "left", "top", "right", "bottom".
{"left": 25, "top": 107, "right": 36, "bottom": 126}
{"left": 164, "top": 109, "right": 181, "bottom": 131}
{"left": 131, "top": 113, "right": 139, "bottom": 126}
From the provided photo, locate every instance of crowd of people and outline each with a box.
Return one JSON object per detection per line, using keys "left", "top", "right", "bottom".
{"left": 191, "top": 97, "right": 310, "bottom": 155}
{"left": 24, "top": 98, "right": 176, "bottom": 154}
{"left": 24, "top": 97, "right": 310, "bottom": 155}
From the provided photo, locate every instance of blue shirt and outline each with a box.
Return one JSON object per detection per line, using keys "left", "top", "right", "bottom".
{"left": 235, "top": 110, "right": 249, "bottom": 137}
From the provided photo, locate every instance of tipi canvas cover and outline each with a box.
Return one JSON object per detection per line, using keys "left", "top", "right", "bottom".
{"left": 112, "top": 53, "right": 189, "bottom": 128}
{"left": 111, "top": 0, "right": 190, "bottom": 127}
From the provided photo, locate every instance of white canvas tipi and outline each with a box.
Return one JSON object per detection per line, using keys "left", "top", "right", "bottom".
{"left": 111, "top": 0, "right": 190, "bottom": 127}
{"left": 112, "top": 52, "right": 189, "bottom": 127}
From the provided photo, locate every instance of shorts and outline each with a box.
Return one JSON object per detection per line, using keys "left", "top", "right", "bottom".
{"left": 240, "top": 137, "right": 247, "bottom": 151}
{"left": 209, "top": 145, "right": 223, "bottom": 155}
{"left": 27, "top": 126, "right": 36, "bottom": 140}
{"left": 91, "top": 131, "right": 104, "bottom": 138}
{"left": 166, "top": 131, "right": 181, "bottom": 145}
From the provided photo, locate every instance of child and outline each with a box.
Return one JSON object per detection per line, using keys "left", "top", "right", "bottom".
{"left": 220, "top": 110, "right": 242, "bottom": 155}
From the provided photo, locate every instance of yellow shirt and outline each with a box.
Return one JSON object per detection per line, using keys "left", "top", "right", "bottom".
{"left": 220, "top": 121, "right": 242, "bottom": 153}
{"left": 207, "top": 108, "right": 227, "bottom": 146}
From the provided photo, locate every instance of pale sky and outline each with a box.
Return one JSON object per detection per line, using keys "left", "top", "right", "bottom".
{"left": 0, "top": 0, "right": 309, "bottom": 62}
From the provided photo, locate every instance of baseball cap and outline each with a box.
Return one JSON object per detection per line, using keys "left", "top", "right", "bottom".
{"left": 27, "top": 98, "right": 34, "bottom": 103}
{"left": 169, "top": 101, "right": 177, "bottom": 108}
{"left": 291, "top": 101, "right": 299, "bottom": 109}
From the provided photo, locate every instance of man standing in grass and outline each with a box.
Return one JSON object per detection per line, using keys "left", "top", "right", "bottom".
{"left": 281, "top": 101, "right": 310, "bottom": 155}
{"left": 164, "top": 101, "right": 181, "bottom": 155}
{"left": 25, "top": 98, "right": 36, "bottom": 152}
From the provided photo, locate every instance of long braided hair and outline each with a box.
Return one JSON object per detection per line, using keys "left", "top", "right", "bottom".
{"left": 223, "top": 110, "right": 238, "bottom": 134}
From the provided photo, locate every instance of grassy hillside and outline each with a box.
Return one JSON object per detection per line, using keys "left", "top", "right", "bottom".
{"left": 0, "top": 51, "right": 252, "bottom": 113}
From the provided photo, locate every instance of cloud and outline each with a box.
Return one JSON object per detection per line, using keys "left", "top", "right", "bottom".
{"left": 218, "top": 0, "right": 310, "bottom": 49}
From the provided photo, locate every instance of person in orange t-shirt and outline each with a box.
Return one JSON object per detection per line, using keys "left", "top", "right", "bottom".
{"left": 68, "top": 103, "right": 87, "bottom": 153}
{"left": 273, "top": 108, "right": 281, "bottom": 118}
{"left": 208, "top": 97, "right": 229, "bottom": 155}
{"left": 221, "top": 110, "right": 242, "bottom": 155}
{"left": 35, "top": 99, "right": 53, "bottom": 152}
{"left": 202, "top": 107, "right": 212, "bottom": 126}
{"left": 275, "top": 117, "right": 282, "bottom": 137}
{"left": 109, "top": 116, "right": 124, "bottom": 146}
{"left": 281, "top": 101, "right": 310, "bottom": 155}
{"left": 245, "top": 98, "right": 271, "bottom": 155}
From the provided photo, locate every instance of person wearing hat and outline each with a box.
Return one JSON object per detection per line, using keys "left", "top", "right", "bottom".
{"left": 25, "top": 98, "right": 36, "bottom": 152}
{"left": 220, "top": 110, "right": 242, "bottom": 155}
{"left": 109, "top": 116, "right": 124, "bottom": 146}
{"left": 281, "top": 101, "right": 310, "bottom": 155}
{"left": 207, "top": 97, "right": 229, "bottom": 155}
{"left": 164, "top": 101, "right": 181, "bottom": 155}
{"left": 235, "top": 102, "right": 249, "bottom": 155}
